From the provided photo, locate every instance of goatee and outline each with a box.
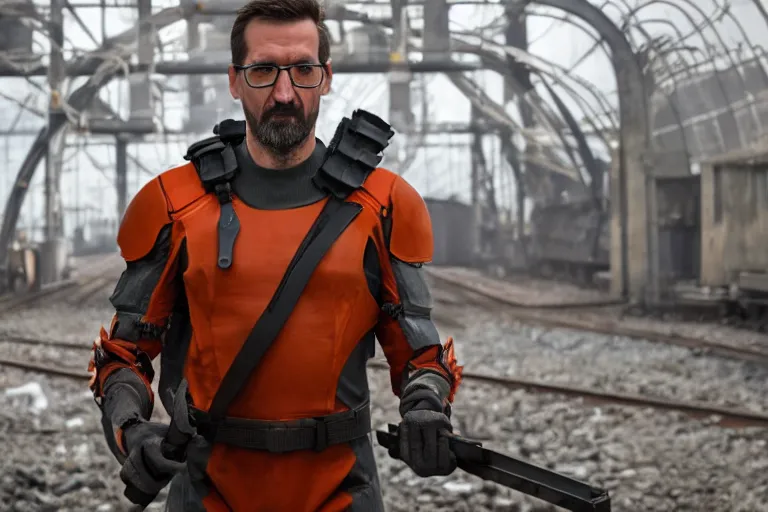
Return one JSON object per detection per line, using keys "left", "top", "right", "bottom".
{"left": 244, "top": 102, "right": 318, "bottom": 156}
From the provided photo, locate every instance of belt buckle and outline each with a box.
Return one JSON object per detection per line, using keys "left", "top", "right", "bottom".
{"left": 313, "top": 418, "right": 328, "bottom": 452}
{"left": 266, "top": 426, "right": 289, "bottom": 453}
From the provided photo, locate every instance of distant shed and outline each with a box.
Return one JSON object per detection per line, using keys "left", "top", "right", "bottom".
{"left": 424, "top": 197, "right": 477, "bottom": 267}
{"left": 699, "top": 147, "right": 768, "bottom": 288}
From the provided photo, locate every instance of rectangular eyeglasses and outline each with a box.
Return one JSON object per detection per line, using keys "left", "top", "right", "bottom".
{"left": 233, "top": 63, "right": 325, "bottom": 89}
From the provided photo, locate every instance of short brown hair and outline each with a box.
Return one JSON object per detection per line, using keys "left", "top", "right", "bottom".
{"left": 230, "top": 0, "right": 331, "bottom": 66}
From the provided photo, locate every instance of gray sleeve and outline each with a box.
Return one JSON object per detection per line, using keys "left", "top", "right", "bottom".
{"left": 384, "top": 258, "right": 442, "bottom": 351}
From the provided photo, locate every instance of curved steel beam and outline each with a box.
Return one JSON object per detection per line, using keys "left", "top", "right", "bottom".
{"left": 446, "top": 72, "right": 584, "bottom": 182}
{"left": 0, "top": 5, "right": 190, "bottom": 266}
{"left": 462, "top": 36, "right": 616, "bottom": 147}
{"left": 527, "top": 0, "right": 648, "bottom": 300}
{"left": 454, "top": 39, "right": 619, "bottom": 133}
{"left": 624, "top": 0, "right": 744, "bottom": 151}
{"left": 351, "top": 5, "right": 619, "bottom": 139}
{"left": 4, "top": 0, "right": 648, "bottom": 298}
{"left": 618, "top": 13, "right": 692, "bottom": 171}
{"left": 541, "top": 78, "right": 602, "bottom": 204}
{"left": 369, "top": 10, "right": 614, "bottom": 189}
{"left": 473, "top": 9, "right": 621, "bottom": 129}
{"left": 633, "top": 1, "right": 766, "bottom": 142}
{"left": 463, "top": 50, "right": 610, "bottom": 193}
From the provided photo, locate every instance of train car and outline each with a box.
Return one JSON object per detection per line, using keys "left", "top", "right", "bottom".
{"left": 697, "top": 148, "right": 768, "bottom": 327}
{"left": 424, "top": 197, "right": 477, "bottom": 267}
{"left": 526, "top": 200, "right": 610, "bottom": 284}
{"left": 72, "top": 219, "right": 118, "bottom": 257}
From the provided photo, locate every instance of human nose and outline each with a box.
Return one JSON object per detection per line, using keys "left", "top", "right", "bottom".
{"left": 271, "top": 68, "right": 296, "bottom": 103}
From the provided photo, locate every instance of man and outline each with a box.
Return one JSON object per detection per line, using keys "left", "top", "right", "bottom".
{"left": 87, "top": 0, "right": 462, "bottom": 510}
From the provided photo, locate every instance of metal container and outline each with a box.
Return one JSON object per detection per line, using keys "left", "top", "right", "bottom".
{"left": 424, "top": 197, "right": 477, "bottom": 267}
{"left": 700, "top": 148, "right": 768, "bottom": 288}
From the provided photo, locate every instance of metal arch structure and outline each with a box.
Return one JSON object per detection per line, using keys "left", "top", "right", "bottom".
{"left": 377, "top": 13, "right": 621, "bottom": 196}
{"left": 468, "top": 0, "right": 651, "bottom": 300}
{"left": 0, "top": 0, "right": 644, "bottom": 293}
{"left": 332, "top": 4, "right": 620, "bottom": 171}
{"left": 624, "top": 0, "right": 745, "bottom": 157}
{"left": 6, "top": 0, "right": 763, "bottom": 304}
{"left": 353, "top": 0, "right": 649, "bottom": 299}
{"left": 603, "top": 0, "right": 768, "bottom": 301}
{"left": 489, "top": 0, "right": 768, "bottom": 302}
{"left": 616, "top": 0, "right": 768, "bottom": 161}
{"left": 0, "top": 5, "right": 192, "bottom": 270}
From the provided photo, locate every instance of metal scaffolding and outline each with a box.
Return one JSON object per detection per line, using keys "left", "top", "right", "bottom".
{"left": 0, "top": 0, "right": 765, "bottom": 305}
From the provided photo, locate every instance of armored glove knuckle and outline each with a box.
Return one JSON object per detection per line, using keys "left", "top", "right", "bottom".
{"left": 119, "top": 422, "right": 185, "bottom": 500}
{"left": 398, "top": 409, "right": 457, "bottom": 477}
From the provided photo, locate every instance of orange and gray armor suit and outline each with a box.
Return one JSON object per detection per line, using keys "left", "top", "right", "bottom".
{"left": 88, "top": 111, "right": 462, "bottom": 511}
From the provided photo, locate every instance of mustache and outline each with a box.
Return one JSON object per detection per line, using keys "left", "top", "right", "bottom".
{"left": 263, "top": 103, "right": 303, "bottom": 120}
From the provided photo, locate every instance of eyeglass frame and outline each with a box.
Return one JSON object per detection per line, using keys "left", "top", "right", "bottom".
{"left": 232, "top": 62, "right": 327, "bottom": 89}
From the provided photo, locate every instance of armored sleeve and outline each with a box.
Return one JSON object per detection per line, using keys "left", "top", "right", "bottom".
{"left": 375, "top": 175, "right": 463, "bottom": 411}
{"left": 87, "top": 176, "right": 186, "bottom": 456}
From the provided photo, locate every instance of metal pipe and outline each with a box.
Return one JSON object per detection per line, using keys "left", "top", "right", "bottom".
{"left": 624, "top": 0, "right": 746, "bottom": 151}
{"left": 0, "top": 58, "right": 485, "bottom": 77}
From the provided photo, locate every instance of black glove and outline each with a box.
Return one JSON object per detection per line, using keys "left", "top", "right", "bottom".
{"left": 119, "top": 420, "right": 185, "bottom": 504}
{"left": 394, "top": 394, "right": 458, "bottom": 477}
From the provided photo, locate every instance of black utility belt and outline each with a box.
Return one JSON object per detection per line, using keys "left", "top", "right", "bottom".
{"left": 190, "top": 402, "right": 372, "bottom": 453}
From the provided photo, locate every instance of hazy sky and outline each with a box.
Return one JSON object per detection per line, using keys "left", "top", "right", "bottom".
{"left": 0, "top": 0, "right": 766, "bottom": 239}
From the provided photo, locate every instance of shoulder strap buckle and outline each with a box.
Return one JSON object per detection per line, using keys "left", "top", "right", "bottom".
{"left": 313, "top": 109, "right": 395, "bottom": 199}
{"left": 214, "top": 182, "right": 233, "bottom": 205}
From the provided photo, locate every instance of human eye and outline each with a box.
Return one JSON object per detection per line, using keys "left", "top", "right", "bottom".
{"left": 251, "top": 65, "right": 275, "bottom": 75}
{"left": 296, "top": 65, "right": 315, "bottom": 75}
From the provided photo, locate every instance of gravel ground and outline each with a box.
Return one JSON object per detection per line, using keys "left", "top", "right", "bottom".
{"left": 441, "top": 307, "right": 768, "bottom": 413}
{"left": 0, "top": 262, "right": 767, "bottom": 511}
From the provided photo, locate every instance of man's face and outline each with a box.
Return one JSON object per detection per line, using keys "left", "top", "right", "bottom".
{"left": 228, "top": 18, "right": 332, "bottom": 156}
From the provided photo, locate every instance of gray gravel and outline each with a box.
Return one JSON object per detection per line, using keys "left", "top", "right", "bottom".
{"left": 433, "top": 281, "right": 768, "bottom": 414}
{"left": 0, "top": 268, "right": 766, "bottom": 511}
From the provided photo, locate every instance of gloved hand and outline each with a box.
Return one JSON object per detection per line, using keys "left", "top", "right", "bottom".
{"left": 394, "top": 400, "right": 458, "bottom": 477}
{"left": 119, "top": 420, "right": 185, "bottom": 504}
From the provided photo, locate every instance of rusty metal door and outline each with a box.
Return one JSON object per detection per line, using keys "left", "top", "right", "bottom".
{"left": 656, "top": 176, "right": 701, "bottom": 284}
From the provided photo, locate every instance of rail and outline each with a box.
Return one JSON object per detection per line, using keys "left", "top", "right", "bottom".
{"left": 2, "top": 342, "right": 766, "bottom": 430}
{"left": 428, "top": 268, "right": 768, "bottom": 366}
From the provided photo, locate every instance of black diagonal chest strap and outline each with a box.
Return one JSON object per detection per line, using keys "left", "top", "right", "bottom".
{"left": 205, "top": 196, "right": 362, "bottom": 426}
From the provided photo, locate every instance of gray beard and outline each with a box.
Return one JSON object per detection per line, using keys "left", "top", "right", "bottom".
{"left": 244, "top": 106, "right": 317, "bottom": 158}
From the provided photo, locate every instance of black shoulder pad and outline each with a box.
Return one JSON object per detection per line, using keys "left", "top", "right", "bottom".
{"left": 215, "top": 119, "right": 246, "bottom": 142}
{"left": 184, "top": 135, "right": 223, "bottom": 162}
{"left": 313, "top": 109, "right": 395, "bottom": 199}
{"left": 183, "top": 120, "right": 244, "bottom": 191}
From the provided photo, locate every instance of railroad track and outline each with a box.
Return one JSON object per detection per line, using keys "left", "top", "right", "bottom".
{"left": 428, "top": 268, "right": 768, "bottom": 366}
{"left": 0, "top": 253, "right": 122, "bottom": 314}
{"left": 2, "top": 338, "right": 768, "bottom": 431}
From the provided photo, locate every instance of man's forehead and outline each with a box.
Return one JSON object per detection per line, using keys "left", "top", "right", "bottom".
{"left": 243, "top": 18, "right": 319, "bottom": 64}
{"left": 244, "top": 50, "right": 317, "bottom": 65}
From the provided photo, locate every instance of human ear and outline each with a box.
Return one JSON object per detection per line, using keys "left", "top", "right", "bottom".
{"left": 320, "top": 60, "right": 333, "bottom": 95}
{"left": 228, "top": 65, "right": 240, "bottom": 100}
